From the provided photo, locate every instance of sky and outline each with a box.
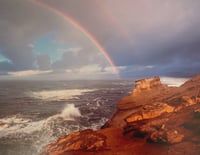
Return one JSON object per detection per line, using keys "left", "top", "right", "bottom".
{"left": 0, "top": 0, "right": 200, "bottom": 80}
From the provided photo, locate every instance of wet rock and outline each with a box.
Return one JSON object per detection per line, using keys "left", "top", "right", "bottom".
{"left": 40, "top": 129, "right": 107, "bottom": 155}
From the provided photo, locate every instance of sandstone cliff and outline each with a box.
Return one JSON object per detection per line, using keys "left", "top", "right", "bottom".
{"left": 41, "top": 75, "right": 200, "bottom": 155}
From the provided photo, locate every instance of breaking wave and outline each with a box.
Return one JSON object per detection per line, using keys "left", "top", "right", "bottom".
{"left": 0, "top": 103, "right": 82, "bottom": 154}
{"left": 59, "top": 104, "right": 81, "bottom": 119}
{"left": 0, "top": 104, "right": 81, "bottom": 136}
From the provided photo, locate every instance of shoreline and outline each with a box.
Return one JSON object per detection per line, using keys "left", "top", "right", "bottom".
{"left": 41, "top": 75, "right": 200, "bottom": 155}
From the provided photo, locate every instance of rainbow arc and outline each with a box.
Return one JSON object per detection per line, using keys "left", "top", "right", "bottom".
{"left": 34, "top": 0, "right": 119, "bottom": 74}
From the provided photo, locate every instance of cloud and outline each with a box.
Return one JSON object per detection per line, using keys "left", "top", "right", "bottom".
{"left": 61, "top": 0, "right": 200, "bottom": 77}
{"left": 103, "top": 66, "right": 126, "bottom": 74}
{"left": 0, "top": 0, "right": 200, "bottom": 78}
{"left": 52, "top": 47, "right": 110, "bottom": 70}
{"left": 77, "top": 65, "right": 102, "bottom": 74}
{"left": 36, "top": 54, "right": 51, "bottom": 70}
{"left": 57, "top": 64, "right": 121, "bottom": 79}
{"left": 28, "top": 43, "right": 35, "bottom": 48}
{"left": 8, "top": 70, "right": 52, "bottom": 77}
{"left": 57, "top": 47, "right": 82, "bottom": 53}
{"left": 0, "top": 61, "right": 14, "bottom": 71}
{"left": 0, "top": 0, "right": 106, "bottom": 73}
{"left": 0, "top": 0, "right": 59, "bottom": 71}
{"left": 69, "top": 64, "right": 119, "bottom": 79}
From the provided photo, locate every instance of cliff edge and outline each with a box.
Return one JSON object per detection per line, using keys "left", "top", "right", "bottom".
{"left": 40, "top": 75, "right": 200, "bottom": 155}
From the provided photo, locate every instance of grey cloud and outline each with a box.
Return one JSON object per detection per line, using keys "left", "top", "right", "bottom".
{"left": 0, "top": 0, "right": 94, "bottom": 72}
{"left": 36, "top": 54, "right": 51, "bottom": 70}
{"left": 0, "top": 60, "right": 14, "bottom": 71}
{"left": 0, "top": 0, "right": 59, "bottom": 71}
{"left": 0, "top": 0, "right": 200, "bottom": 78}
{"left": 52, "top": 47, "right": 109, "bottom": 69}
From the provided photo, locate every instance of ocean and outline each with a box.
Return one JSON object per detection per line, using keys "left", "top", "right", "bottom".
{"left": 0, "top": 80, "right": 134, "bottom": 155}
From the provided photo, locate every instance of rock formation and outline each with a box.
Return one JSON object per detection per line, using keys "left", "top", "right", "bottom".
{"left": 40, "top": 75, "right": 200, "bottom": 155}
{"left": 41, "top": 129, "right": 106, "bottom": 155}
{"left": 132, "top": 76, "right": 162, "bottom": 94}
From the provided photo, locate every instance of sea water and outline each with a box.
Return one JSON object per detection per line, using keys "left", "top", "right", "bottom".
{"left": 0, "top": 80, "right": 134, "bottom": 155}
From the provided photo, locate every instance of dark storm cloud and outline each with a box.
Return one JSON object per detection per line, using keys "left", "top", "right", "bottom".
{"left": 0, "top": 0, "right": 89, "bottom": 72}
{"left": 0, "top": 0, "right": 200, "bottom": 78}
{"left": 43, "top": 0, "right": 200, "bottom": 77}
{"left": 0, "top": 0, "right": 62, "bottom": 71}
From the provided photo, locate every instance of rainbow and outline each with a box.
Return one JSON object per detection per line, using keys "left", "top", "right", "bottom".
{"left": 34, "top": 0, "right": 119, "bottom": 74}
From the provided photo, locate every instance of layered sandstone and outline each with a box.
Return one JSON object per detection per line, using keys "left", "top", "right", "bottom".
{"left": 41, "top": 75, "right": 200, "bottom": 155}
{"left": 133, "top": 76, "right": 162, "bottom": 94}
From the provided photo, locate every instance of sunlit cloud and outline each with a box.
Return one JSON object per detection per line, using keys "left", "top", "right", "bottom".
{"left": 65, "top": 65, "right": 123, "bottom": 75}
{"left": 8, "top": 70, "right": 52, "bottom": 77}
{"left": 78, "top": 65, "right": 102, "bottom": 74}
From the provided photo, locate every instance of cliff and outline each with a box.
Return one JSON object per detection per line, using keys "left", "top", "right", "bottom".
{"left": 40, "top": 75, "right": 200, "bottom": 155}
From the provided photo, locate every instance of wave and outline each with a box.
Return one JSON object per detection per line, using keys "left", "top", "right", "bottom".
{"left": 27, "top": 89, "right": 96, "bottom": 101}
{"left": 0, "top": 116, "right": 31, "bottom": 131}
{"left": 0, "top": 104, "right": 81, "bottom": 135}
{"left": 0, "top": 103, "right": 83, "bottom": 154}
{"left": 59, "top": 104, "right": 81, "bottom": 119}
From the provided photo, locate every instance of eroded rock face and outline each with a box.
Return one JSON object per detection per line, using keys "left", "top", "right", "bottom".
{"left": 125, "top": 102, "right": 174, "bottom": 123}
{"left": 41, "top": 129, "right": 106, "bottom": 155}
{"left": 175, "top": 96, "right": 198, "bottom": 112}
{"left": 149, "top": 130, "right": 184, "bottom": 144}
{"left": 194, "top": 108, "right": 200, "bottom": 118}
{"left": 133, "top": 76, "right": 162, "bottom": 94}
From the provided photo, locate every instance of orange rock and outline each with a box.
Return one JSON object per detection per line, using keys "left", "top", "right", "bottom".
{"left": 149, "top": 130, "right": 184, "bottom": 144}
{"left": 194, "top": 108, "right": 200, "bottom": 118}
{"left": 133, "top": 76, "right": 162, "bottom": 95}
{"left": 40, "top": 129, "right": 107, "bottom": 155}
{"left": 125, "top": 102, "right": 174, "bottom": 123}
{"left": 175, "top": 96, "right": 197, "bottom": 112}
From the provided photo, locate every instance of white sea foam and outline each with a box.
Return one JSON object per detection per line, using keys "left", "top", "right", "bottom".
{"left": 90, "top": 117, "right": 108, "bottom": 130}
{"left": 0, "top": 103, "right": 83, "bottom": 154}
{"left": 28, "top": 89, "right": 96, "bottom": 101}
{"left": 0, "top": 104, "right": 81, "bottom": 138}
{"left": 59, "top": 104, "right": 81, "bottom": 119}
{"left": 0, "top": 116, "right": 32, "bottom": 131}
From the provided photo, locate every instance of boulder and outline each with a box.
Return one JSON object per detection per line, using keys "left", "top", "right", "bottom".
{"left": 40, "top": 129, "right": 106, "bottom": 155}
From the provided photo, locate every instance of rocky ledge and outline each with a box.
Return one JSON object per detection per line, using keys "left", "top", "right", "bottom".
{"left": 41, "top": 76, "right": 200, "bottom": 155}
